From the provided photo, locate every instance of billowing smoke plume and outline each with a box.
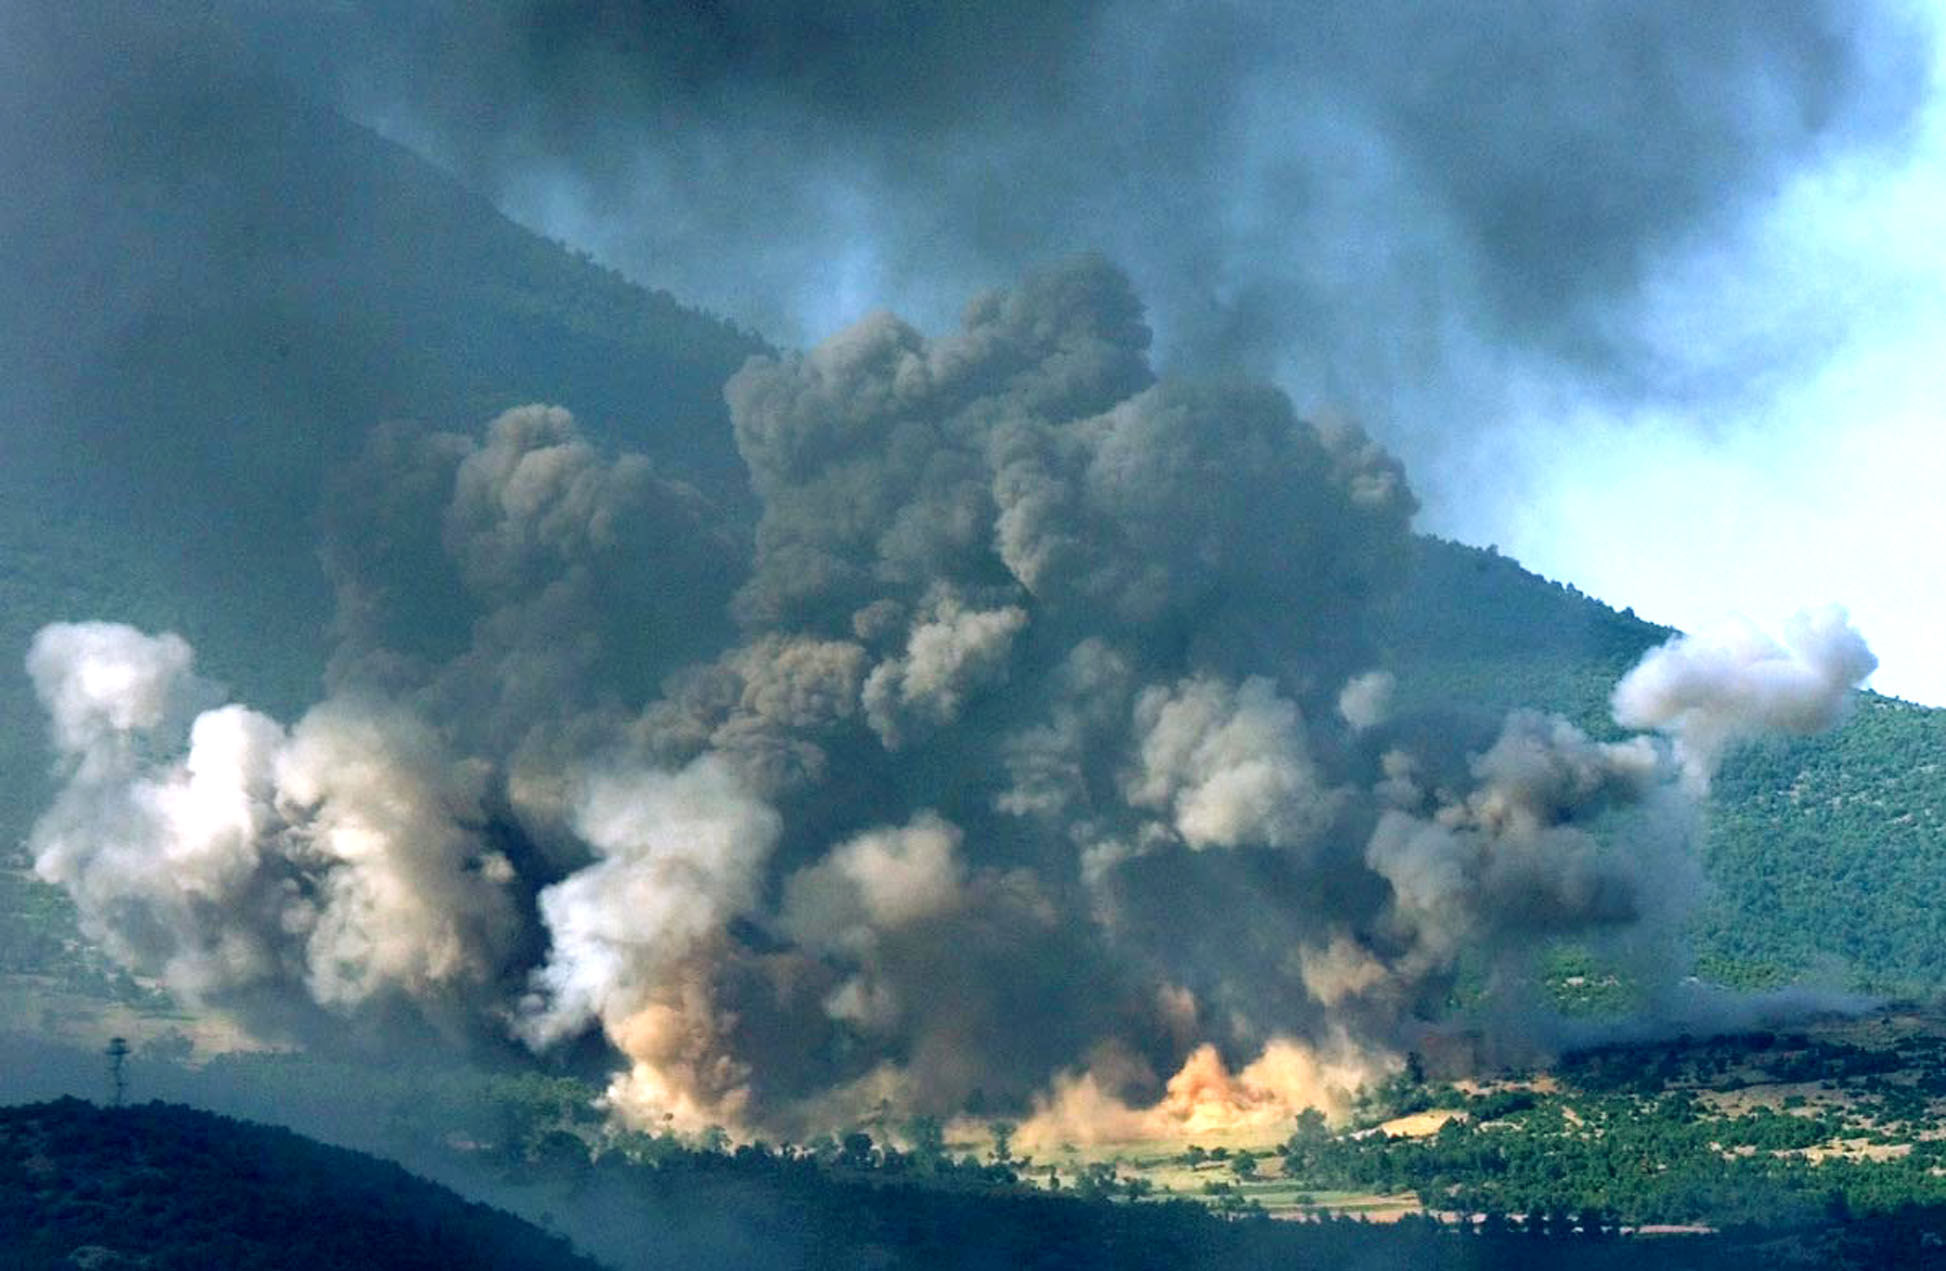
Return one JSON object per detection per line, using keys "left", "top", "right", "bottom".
{"left": 1613, "top": 605, "right": 1879, "bottom": 784}
{"left": 26, "top": 261, "right": 1876, "bottom": 1141}
{"left": 27, "top": 623, "right": 522, "bottom": 1028}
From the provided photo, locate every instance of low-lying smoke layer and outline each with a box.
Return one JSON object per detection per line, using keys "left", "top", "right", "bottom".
{"left": 26, "top": 261, "right": 1876, "bottom": 1140}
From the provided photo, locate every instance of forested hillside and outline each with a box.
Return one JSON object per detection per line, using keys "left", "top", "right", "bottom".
{"left": 5, "top": 43, "right": 762, "bottom": 518}
{"left": 1, "top": 29, "right": 763, "bottom": 678}
{"left": 1700, "top": 696, "right": 1946, "bottom": 989}
{"left": 0, "top": 1098, "right": 604, "bottom": 1270}
{"left": 1379, "top": 538, "right": 1946, "bottom": 994}
{"left": 1376, "top": 536, "right": 1675, "bottom": 734}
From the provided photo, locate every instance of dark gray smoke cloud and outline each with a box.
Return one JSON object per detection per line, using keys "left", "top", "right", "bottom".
{"left": 25, "top": 261, "right": 1878, "bottom": 1142}
{"left": 250, "top": 0, "right": 1928, "bottom": 457}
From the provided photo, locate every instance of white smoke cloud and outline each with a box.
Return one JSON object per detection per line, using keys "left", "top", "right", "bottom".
{"left": 1336, "top": 669, "right": 1395, "bottom": 732}
{"left": 273, "top": 700, "right": 520, "bottom": 1011}
{"left": 862, "top": 593, "right": 1028, "bottom": 748}
{"left": 779, "top": 814, "right": 970, "bottom": 1034}
{"left": 26, "top": 622, "right": 210, "bottom": 764}
{"left": 519, "top": 757, "right": 781, "bottom": 1051}
{"left": 29, "top": 625, "right": 287, "bottom": 999}
{"left": 781, "top": 814, "right": 967, "bottom": 951}
{"left": 1612, "top": 605, "right": 1879, "bottom": 782}
{"left": 1126, "top": 675, "right": 1341, "bottom": 852}
{"left": 26, "top": 623, "right": 522, "bottom": 1019}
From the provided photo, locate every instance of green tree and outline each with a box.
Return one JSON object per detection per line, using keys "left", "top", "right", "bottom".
{"left": 988, "top": 1119, "right": 1016, "bottom": 1164}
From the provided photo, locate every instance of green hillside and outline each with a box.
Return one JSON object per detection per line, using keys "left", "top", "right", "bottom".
{"left": 5, "top": 55, "right": 762, "bottom": 517}
{"left": 0, "top": 1098, "right": 604, "bottom": 1271}
{"left": 1, "top": 40, "right": 764, "bottom": 726}
{"left": 1376, "top": 536, "right": 1676, "bottom": 734}
{"left": 1379, "top": 537, "right": 1946, "bottom": 994}
{"left": 1698, "top": 695, "right": 1946, "bottom": 990}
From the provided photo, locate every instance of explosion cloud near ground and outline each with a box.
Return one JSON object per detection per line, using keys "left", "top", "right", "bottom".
{"left": 25, "top": 260, "right": 1877, "bottom": 1143}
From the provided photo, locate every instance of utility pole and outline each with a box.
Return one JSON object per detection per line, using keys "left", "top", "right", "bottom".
{"left": 105, "top": 1037, "right": 129, "bottom": 1108}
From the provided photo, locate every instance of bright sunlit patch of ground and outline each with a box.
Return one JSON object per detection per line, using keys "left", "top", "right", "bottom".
{"left": 1375, "top": 1109, "right": 1463, "bottom": 1138}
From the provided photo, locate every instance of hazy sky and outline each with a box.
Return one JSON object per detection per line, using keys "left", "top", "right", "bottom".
{"left": 247, "top": 0, "right": 1946, "bottom": 704}
{"left": 1450, "top": 9, "right": 1946, "bottom": 707}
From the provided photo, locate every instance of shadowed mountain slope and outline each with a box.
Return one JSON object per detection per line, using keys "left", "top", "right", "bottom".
{"left": 0, "top": 1098, "right": 604, "bottom": 1270}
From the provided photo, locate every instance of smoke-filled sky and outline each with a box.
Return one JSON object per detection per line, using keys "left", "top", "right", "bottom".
{"left": 214, "top": 0, "right": 1942, "bottom": 705}
{"left": 6, "top": 1, "right": 1917, "bottom": 1141}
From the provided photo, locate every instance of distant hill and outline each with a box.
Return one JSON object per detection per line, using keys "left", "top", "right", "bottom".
{"left": 1, "top": 27, "right": 764, "bottom": 724}
{"left": 3, "top": 33, "right": 763, "bottom": 517}
{"left": 0, "top": 1098, "right": 603, "bottom": 1270}
{"left": 1376, "top": 536, "right": 1676, "bottom": 735}
{"left": 1697, "top": 693, "right": 1946, "bottom": 990}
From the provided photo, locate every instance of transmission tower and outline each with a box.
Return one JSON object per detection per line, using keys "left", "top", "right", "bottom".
{"left": 105, "top": 1037, "right": 130, "bottom": 1108}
